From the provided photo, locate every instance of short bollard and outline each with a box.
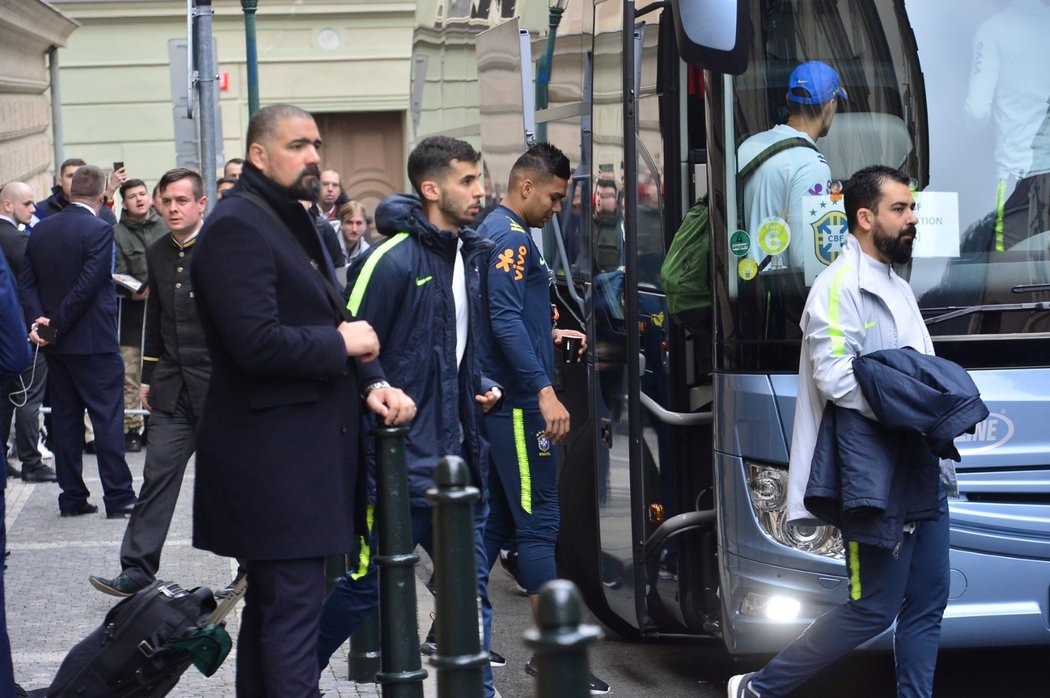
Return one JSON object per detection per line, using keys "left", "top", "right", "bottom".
{"left": 425, "top": 456, "right": 487, "bottom": 697}
{"left": 348, "top": 611, "right": 382, "bottom": 683}
{"left": 523, "top": 580, "right": 603, "bottom": 698}
{"left": 373, "top": 426, "right": 426, "bottom": 697}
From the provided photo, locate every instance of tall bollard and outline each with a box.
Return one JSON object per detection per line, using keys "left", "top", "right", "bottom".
{"left": 425, "top": 456, "right": 487, "bottom": 697}
{"left": 348, "top": 612, "right": 382, "bottom": 682}
{"left": 524, "top": 580, "right": 603, "bottom": 698}
{"left": 373, "top": 426, "right": 426, "bottom": 697}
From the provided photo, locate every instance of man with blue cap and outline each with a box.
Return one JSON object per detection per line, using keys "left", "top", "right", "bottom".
{"left": 737, "top": 60, "right": 848, "bottom": 271}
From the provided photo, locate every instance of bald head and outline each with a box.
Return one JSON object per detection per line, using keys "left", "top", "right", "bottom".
{"left": 245, "top": 104, "right": 315, "bottom": 153}
{"left": 1, "top": 181, "right": 36, "bottom": 226}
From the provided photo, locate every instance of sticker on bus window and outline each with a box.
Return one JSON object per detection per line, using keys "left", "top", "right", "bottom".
{"left": 757, "top": 217, "right": 790, "bottom": 256}
{"left": 803, "top": 195, "right": 848, "bottom": 285}
{"left": 730, "top": 230, "right": 751, "bottom": 257}
{"left": 738, "top": 257, "right": 758, "bottom": 281}
{"left": 911, "top": 191, "right": 960, "bottom": 258}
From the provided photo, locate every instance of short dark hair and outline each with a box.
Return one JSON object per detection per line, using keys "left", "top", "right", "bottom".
{"left": 216, "top": 176, "right": 237, "bottom": 188}
{"left": 225, "top": 157, "right": 244, "bottom": 168}
{"left": 843, "top": 165, "right": 911, "bottom": 233}
{"left": 786, "top": 100, "right": 827, "bottom": 121}
{"left": 595, "top": 178, "right": 618, "bottom": 193}
{"left": 157, "top": 168, "right": 205, "bottom": 200}
{"left": 119, "top": 178, "right": 147, "bottom": 199}
{"left": 59, "top": 158, "right": 86, "bottom": 176}
{"left": 406, "top": 136, "right": 480, "bottom": 195}
{"left": 69, "top": 165, "right": 106, "bottom": 199}
{"left": 245, "top": 105, "right": 313, "bottom": 154}
{"left": 511, "top": 142, "right": 571, "bottom": 183}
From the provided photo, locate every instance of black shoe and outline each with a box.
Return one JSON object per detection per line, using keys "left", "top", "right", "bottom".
{"left": 60, "top": 501, "right": 98, "bottom": 517}
{"left": 124, "top": 431, "right": 142, "bottom": 453}
{"left": 525, "top": 660, "right": 611, "bottom": 695}
{"left": 6, "top": 462, "right": 21, "bottom": 478}
{"left": 83, "top": 440, "right": 96, "bottom": 454}
{"left": 418, "top": 617, "right": 505, "bottom": 667}
{"left": 499, "top": 550, "right": 529, "bottom": 596}
{"left": 89, "top": 572, "right": 148, "bottom": 598}
{"left": 489, "top": 649, "right": 507, "bottom": 667}
{"left": 21, "top": 464, "right": 58, "bottom": 482}
{"left": 106, "top": 502, "right": 136, "bottom": 519}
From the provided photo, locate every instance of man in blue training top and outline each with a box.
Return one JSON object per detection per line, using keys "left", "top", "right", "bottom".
{"left": 478, "top": 143, "right": 609, "bottom": 694}
{"left": 316, "top": 135, "right": 502, "bottom": 697}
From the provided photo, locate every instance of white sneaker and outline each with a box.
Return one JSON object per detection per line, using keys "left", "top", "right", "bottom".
{"left": 727, "top": 672, "right": 759, "bottom": 697}
{"left": 38, "top": 438, "right": 54, "bottom": 460}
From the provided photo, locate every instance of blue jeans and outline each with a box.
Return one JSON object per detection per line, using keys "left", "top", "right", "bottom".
{"left": 316, "top": 501, "right": 494, "bottom": 696}
{"left": 751, "top": 498, "right": 950, "bottom": 698}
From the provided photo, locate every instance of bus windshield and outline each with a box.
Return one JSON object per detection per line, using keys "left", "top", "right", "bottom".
{"left": 716, "top": 0, "right": 1050, "bottom": 372}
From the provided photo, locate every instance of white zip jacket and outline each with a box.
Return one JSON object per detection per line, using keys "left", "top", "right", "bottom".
{"left": 786, "top": 235, "right": 934, "bottom": 523}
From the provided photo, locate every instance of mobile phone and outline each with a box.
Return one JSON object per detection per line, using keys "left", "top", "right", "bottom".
{"left": 113, "top": 161, "right": 124, "bottom": 171}
{"left": 34, "top": 323, "right": 57, "bottom": 343}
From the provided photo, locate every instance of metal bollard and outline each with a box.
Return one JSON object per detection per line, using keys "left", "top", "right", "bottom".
{"left": 372, "top": 426, "right": 427, "bottom": 697}
{"left": 348, "top": 611, "right": 382, "bottom": 683}
{"left": 425, "top": 456, "right": 487, "bottom": 697}
{"left": 523, "top": 580, "right": 603, "bottom": 698}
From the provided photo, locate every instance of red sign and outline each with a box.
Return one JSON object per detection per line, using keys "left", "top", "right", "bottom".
{"left": 218, "top": 71, "right": 230, "bottom": 92}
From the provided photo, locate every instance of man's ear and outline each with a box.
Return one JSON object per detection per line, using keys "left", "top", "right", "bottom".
{"left": 419, "top": 179, "right": 440, "bottom": 203}
{"left": 856, "top": 207, "right": 875, "bottom": 233}
{"left": 520, "top": 177, "right": 533, "bottom": 200}
{"left": 247, "top": 142, "right": 267, "bottom": 171}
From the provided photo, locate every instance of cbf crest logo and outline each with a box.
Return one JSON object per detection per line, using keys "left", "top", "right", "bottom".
{"left": 536, "top": 431, "right": 552, "bottom": 456}
{"left": 812, "top": 210, "right": 848, "bottom": 266}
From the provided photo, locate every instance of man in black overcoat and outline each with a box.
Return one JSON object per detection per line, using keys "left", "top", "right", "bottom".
{"left": 190, "top": 104, "right": 415, "bottom": 697}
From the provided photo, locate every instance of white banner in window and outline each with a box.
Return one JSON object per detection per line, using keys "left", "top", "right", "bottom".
{"left": 911, "top": 191, "right": 960, "bottom": 258}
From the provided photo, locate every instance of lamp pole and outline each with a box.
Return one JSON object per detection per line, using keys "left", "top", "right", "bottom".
{"left": 535, "top": 0, "right": 567, "bottom": 144}
{"left": 241, "top": 0, "right": 260, "bottom": 115}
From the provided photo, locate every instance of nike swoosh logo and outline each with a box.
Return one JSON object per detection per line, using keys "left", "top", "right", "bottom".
{"left": 415, "top": 276, "right": 432, "bottom": 286}
{"left": 864, "top": 320, "right": 877, "bottom": 329}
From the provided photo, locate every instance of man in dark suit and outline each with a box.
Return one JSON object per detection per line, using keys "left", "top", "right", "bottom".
{"left": 89, "top": 168, "right": 211, "bottom": 597}
{"left": 19, "top": 165, "right": 137, "bottom": 518}
{"left": 0, "top": 181, "right": 57, "bottom": 482}
{"left": 191, "top": 104, "right": 415, "bottom": 696}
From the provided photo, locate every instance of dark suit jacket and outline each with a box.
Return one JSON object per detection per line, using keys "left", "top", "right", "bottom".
{"left": 190, "top": 164, "right": 382, "bottom": 560}
{"left": 140, "top": 233, "right": 210, "bottom": 415}
{"left": 18, "top": 204, "right": 119, "bottom": 355}
{"left": 0, "top": 218, "right": 29, "bottom": 278}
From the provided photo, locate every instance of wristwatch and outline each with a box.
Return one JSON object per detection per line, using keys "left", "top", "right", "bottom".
{"left": 363, "top": 379, "right": 391, "bottom": 396}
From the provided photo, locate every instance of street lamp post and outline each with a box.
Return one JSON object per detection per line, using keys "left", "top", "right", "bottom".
{"left": 241, "top": 0, "right": 260, "bottom": 115}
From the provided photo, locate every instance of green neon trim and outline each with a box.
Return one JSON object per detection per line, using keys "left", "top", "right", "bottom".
{"left": 350, "top": 504, "right": 375, "bottom": 581}
{"left": 848, "top": 541, "right": 862, "bottom": 601}
{"left": 513, "top": 408, "right": 532, "bottom": 515}
{"left": 827, "top": 262, "right": 854, "bottom": 357}
{"left": 994, "top": 179, "right": 1007, "bottom": 252}
{"left": 415, "top": 275, "right": 433, "bottom": 286}
{"left": 864, "top": 320, "right": 877, "bottom": 329}
{"left": 347, "top": 232, "right": 410, "bottom": 315}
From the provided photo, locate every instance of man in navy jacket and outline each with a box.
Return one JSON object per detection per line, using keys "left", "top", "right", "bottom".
{"left": 20, "top": 165, "right": 136, "bottom": 518}
{"left": 191, "top": 104, "right": 414, "bottom": 696}
{"left": 317, "top": 136, "right": 501, "bottom": 697}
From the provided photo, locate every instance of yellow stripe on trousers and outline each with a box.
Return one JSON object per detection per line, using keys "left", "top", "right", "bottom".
{"left": 350, "top": 504, "right": 375, "bottom": 581}
{"left": 513, "top": 408, "right": 532, "bottom": 515}
{"left": 848, "top": 541, "right": 862, "bottom": 601}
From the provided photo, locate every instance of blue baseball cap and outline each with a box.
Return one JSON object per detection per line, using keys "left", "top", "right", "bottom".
{"left": 787, "top": 61, "right": 848, "bottom": 105}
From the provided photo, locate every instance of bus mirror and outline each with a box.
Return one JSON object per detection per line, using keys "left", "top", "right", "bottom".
{"left": 670, "top": 0, "right": 749, "bottom": 75}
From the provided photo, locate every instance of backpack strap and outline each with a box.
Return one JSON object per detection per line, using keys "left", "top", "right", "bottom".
{"left": 738, "top": 136, "right": 819, "bottom": 181}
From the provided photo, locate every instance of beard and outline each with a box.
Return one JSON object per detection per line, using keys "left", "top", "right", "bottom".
{"left": 288, "top": 165, "right": 322, "bottom": 202}
{"left": 873, "top": 219, "right": 916, "bottom": 265}
{"left": 439, "top": 191, "right": 476, "bottom": 228}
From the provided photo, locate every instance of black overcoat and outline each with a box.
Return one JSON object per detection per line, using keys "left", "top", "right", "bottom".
{"left": 190, "top": 166, "right": 381, "bottom": 560}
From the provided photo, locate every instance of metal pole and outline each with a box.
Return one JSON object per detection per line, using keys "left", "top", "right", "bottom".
{"left": 193, "top": 0, "right": 218, "bottom": 211}
{"left": 534, "top": 0, "right": 567, "bottom": 144}
{"left": 523, "top": 580, "right": 602, "bottom": 698}
{"left": 425, "top": 456, "right": 486, "bottom": 697}
{"left": 47, "top": 46, "right": 64, "bottom": 172}
{"left": 348, "top": 611, "right": 382, "bottom": 682}
{"left": 241, "top": 0, "right": 260, "bottom": 116}
{"left": 372, "top": 426, "right": 426, "bottom": 698}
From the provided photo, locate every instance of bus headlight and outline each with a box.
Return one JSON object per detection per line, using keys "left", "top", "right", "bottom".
{"left": 746, "top": 462, "right": 844, "bottom": 560}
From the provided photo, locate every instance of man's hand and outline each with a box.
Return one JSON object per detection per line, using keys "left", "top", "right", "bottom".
{"left": 367, "top": 386, "right": 417, "bottom": 425}
{"left": 338, "top": 320, "right": 379, "bottom": 361}
{"left": 106, "top": 167, "right": 127, "bottom": 198}
{"left": 131, "top": 287, "right": 149, "bottom": 302}
{"left": 553, "top": 328, "right": 587, "bottom": 359}
{"left": 475, "top": 387, "right": 502, "bottom": 413}
{"left": 139, "top": 384, "right": 152, "bottom": 412}
{"left": 537, "top": 385, "right": 569, "bottom": 444}
{"left": 29, "top": 317, "right": 51, "bottom": 347}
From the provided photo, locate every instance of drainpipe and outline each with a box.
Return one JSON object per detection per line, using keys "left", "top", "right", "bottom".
{"left": 241, "top": 0, "right": 260, "bottom": 116}
{"left": 48, "top": 46, "right": 64, "bottom": 170}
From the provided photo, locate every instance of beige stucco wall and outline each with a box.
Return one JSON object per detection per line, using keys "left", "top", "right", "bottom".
{"left": 0, "top": 1, "right": 78, "bottom": 201}
{"left": 50, "top": 0, "right": 414, "bottom": 187}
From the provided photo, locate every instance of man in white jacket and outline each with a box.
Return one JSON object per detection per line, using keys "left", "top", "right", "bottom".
{"left": 729, "top": 166, "right": 950, "bottom": 698}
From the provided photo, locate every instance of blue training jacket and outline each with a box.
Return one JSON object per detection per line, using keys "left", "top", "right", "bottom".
{"left": 477, "top": 204, "right": 553, "bottom": 408}
{"left": 346, "top": 194, "right": 500, "bottom": 505}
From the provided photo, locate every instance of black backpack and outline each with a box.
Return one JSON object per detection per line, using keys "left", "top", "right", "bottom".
{"left": 47, "top": 580, "right": 238, "bottom": 697}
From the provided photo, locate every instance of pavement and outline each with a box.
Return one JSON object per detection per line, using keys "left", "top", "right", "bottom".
{"left": 4, "top": 447, "right": 439, "bottom": 697}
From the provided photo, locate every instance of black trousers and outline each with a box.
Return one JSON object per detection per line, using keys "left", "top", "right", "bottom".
{"left": 118, "top": 388, "right": 197, "bottom": 584}
{"left": 0, "top": 350, "right": 47, "bottom": 471}
{"left": 237, "top": 557, "right": 326, "bottom": 698}
{"left": 46, "top": 352, "right": 135, "bottom": 514}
